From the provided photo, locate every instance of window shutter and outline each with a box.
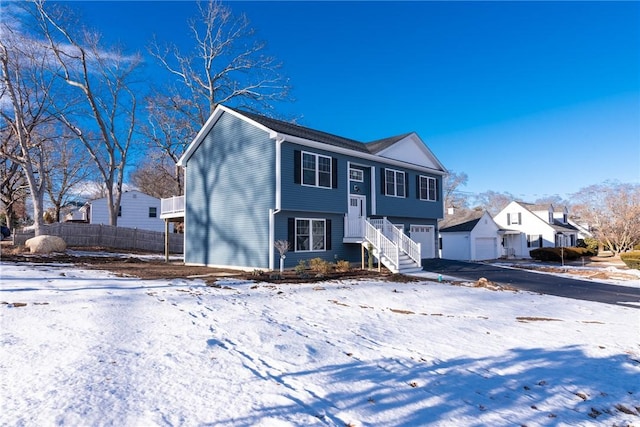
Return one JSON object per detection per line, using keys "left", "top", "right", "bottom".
{"left": 416, "top": 175, "right": 421, "bottom": 199}
{"left": 380, "top": 168, "right": 386, "bottom": 195}
{"left": 326, "top": 219, "right": 332, "bottom": 250}
{"left": 404, "top": 173, "right": 409, "bottom": 198}
{"left": 518, "top": 213, "right": 522, "bottom": 224}
{"left": 294, "top": 150, "right": 301, "bottom": 184}
{"left": 332, "top": 158, "right": 338, "bottom": 189}
{"left": 288, "top": 218, "right": 296, "bottom": 252}
{"left": 507, "top": 213, "right": 511, "bottom": 225}
{"left": 435, "top": 178, "right": 440, "bottom": 201}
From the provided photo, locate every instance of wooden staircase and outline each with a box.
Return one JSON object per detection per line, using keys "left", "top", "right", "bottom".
{"left": 362, "top": 218, "right": 423, "bottom": 274}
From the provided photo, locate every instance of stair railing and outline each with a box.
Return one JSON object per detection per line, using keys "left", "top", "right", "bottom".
{"left": 368, "top": 218, "right": 421, "bottom": 266}
{"left": 364, "top": 220, "right": 399, "bottom": 270}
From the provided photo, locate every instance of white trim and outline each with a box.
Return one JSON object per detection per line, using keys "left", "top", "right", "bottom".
{"left": 278, "top": 134, "right": 446, "bottom": 175}
{"left": 301, "top": 150, "right": 332, "bottom": 188}
{"left": 295, "top": 218, "right": 327, "bottom": 252}
{"left": 384, "top": 168, "right": 406, "bottom": 198}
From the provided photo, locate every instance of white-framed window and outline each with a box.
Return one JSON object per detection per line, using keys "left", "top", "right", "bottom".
{"left": 349, "top": 167, "right": 364, "bottom": 182}
{"left": 295, "top": 219, "right": 326, "bottom": 252}
{"left": 302, "top": 152, "right": 332, "bottom": 188}
{"left": 384, "top": 168, "right": 405, "bottom": 197}
{"left": 419, "top": 176, "right": 438, "bottom": 201}
{"left": 507, "top": 212, "right": 521, "bottom": 225}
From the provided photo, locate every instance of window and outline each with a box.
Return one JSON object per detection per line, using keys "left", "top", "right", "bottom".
{"left": 295, "top": 219, "right": 326, "bottom": 252}
{"left": 507, "top": 212, "right": 521, "bottom": 225}
{"left": 149, "top": 207, "right": 157, "bottom": 218}
{"left": 527, "top": 234, "right": 542, "bottom": 248}
{"left": 302, "top": 152, "right": 332, "bottom": 188}
{"left": 384, "top": 168, "right": 405, "bottom": 197}
{"left": 418, "top": 176, "right": 438, "bottom": 201}
{"left": 349, "top": 167, "right": 363, "bottom": 182}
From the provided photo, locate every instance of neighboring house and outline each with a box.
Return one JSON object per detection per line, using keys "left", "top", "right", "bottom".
{"left": 172, "top": 105, "right": 447, "bottom": 272}
{"left": 493, "top": 201, "right": 579, "bottom": 258}
{"left": 439, "top": 210, "right": 501, "bottom": 261}
{"left": 84, "top": 190, "right": 168, "bottom": 233}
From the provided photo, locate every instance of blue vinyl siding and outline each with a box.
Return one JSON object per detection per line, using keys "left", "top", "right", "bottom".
{"left": 184, "top": 112, "right": 275, "bottom": 269}
{"left": 282, "top": 141, "right": 443, "bottom": 220}
{"left": 274, "top": 210, "right": 360, "bottom": 267}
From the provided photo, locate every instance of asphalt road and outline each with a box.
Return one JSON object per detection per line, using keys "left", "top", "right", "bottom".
{"left": 421, "top": 259, "right": 640, "bottom": 309}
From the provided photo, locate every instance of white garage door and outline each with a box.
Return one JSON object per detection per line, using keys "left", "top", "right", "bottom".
{"left": 474, "top": 237, "right": 497, "bottom": 260}
{"left": 410, "top": 225, "right": 434, "bottom": 259}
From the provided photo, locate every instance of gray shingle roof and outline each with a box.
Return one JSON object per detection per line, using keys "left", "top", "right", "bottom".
{"left": 234, "top": 108, "right": 411, "bottom": 155}
{"left": 439, "top": 210, "right": 485, "bottom": 232}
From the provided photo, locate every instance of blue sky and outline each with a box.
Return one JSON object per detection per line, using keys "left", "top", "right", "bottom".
{"left": 56, "top": 1, "right": 639, "bottom": 202}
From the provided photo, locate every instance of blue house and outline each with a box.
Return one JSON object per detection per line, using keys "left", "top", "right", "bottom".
{"left": 172, "top": 105, "right": 447, "bottom": 273}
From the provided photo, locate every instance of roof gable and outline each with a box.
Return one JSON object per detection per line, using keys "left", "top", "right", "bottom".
{"left": 367, "top": 132, "right": 446, "bottom": 172}
{"left": 179, "top": 105, "right": 447, "bottom": 174}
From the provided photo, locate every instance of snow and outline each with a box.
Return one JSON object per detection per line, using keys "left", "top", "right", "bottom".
{"left": 1, "top": 260, "right": 639, "bottom": 427}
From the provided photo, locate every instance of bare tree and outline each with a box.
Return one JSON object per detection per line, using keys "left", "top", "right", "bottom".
{"left": 42, "top": 131, "right": 94, "bottom": 222}
{"left": 0, "top": 17, "right": 61, "bottom": 236}
{"left": 443, "top": 170, "right": 469, "bottom": 212}
{"left": 0, "top": 151, "right": 29, "bottom": 230}
{"left": 130, "top": 158, "right": 181, "bottom": 199}
{"left": 145, "top": 0, "right": 292, "bottom": 194}
{"left": 571, "top": 182, "right": 640, "bottom": 255}
{"left": 34, "top": 0, "right": 143, "bottom": 226}
{"left": 472, "top": 190, "right": 515, "bottom": 216}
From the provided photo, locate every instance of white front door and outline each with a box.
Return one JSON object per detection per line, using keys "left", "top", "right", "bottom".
{"left": 346, "top": 195, "right": 366, "bottom": 238}
{"left": 349, "top": 195, "right": 366, "bottom": 219}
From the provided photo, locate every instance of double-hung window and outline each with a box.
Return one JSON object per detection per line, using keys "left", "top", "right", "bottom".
{"left": 302, "top": 152, "right": 332, "bottom": 188}
{"left": 384, "top": 169, "right": 405, "bottom": 197}
{"left": 419, "top": 176, "right": 438, "bottom": 201}
{"left": 295, "top": 219, "right": 326, "bottom": 252}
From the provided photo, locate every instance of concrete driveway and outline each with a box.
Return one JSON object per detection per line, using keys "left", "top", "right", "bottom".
{"left": 420, "top": 258, "right": 640, "bottom": 309}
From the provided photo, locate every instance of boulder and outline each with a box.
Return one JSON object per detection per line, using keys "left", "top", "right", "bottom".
{"left": 24, "top": 235, "right": 67, "bottom": 254}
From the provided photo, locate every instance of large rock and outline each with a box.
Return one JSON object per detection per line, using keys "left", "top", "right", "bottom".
{"left": 24, "top": 235, "right": 67, "bottom": 254}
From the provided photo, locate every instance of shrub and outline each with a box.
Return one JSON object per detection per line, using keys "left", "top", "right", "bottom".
{"left": 577, "top": 238, "right": 599, "bottom": 255}
{"left": 335, "top": 260, "right": 351, "bottom": 272}
{"left": 309, "top": 257, "right": 332, "bottom": 275}
{"left": 294, "top": 260, "right": 307, "bottom": 276}
{"left": 529, "top": 247, "right": 584, "bottom": 262}
{"left": 620, "top": 251, "right": 640, "bottom": 270}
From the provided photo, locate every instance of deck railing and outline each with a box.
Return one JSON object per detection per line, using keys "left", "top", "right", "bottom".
{"left": 160, "top": 195, "right": 185, "bottom": 217}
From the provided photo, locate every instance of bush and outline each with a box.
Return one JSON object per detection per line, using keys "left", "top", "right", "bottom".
{"left": 309, "top": 257, "right": 332, "bottom": 275}
{"left": 529, "top": 247, "right": 585, "bottom": 262}
{"left": 577, "top": 238, "right": 599, "bottom": 255}
{"left": 620, "top": 251, "right": 640, "bottom": 270}
{"left": 294, "top": 260, "right": 307, "bottom": 276}
{"left": 335, "top": 260, "right": 351, "bottom": 272}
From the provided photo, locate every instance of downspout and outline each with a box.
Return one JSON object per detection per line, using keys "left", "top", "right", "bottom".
{"left": 269, "top": 135, "right": 285, "bottom": 270}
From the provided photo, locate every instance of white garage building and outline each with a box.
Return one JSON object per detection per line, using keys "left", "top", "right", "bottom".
{"left": 439, "top": 210, "right": 501, "bottom": 261}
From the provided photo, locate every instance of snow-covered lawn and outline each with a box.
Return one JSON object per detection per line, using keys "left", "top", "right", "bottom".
{"left": 1, "top": 261, "right": 638, "bottom": 426}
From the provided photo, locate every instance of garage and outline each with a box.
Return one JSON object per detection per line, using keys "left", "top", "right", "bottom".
{"left": 474, "top": 237, "right": 497, "bottom": 261}
{"left": 410, "top": 225, "right": 435, "bottom": 258}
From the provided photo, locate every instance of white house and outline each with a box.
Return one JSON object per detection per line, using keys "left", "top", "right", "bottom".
{"left": 493, "top": 201, "right": 579, "bottom": 258}
{"left": 83, "top": 190, "right": 168, "bottom": 233}
{"left": 439, "top": 210, "right": 501, "bottom": 261}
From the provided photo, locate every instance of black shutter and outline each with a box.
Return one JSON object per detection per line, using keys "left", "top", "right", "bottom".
{"left": 326, "top": 219, "right": 332, "bottom": 250}
{"left": 435, "top": 178, "right": 440, "bottom": 201}
{"left": 288, "top": 218, "right": 296, "bottom": 252}
{"left": 332, "top": 158, "right": 338, "bottom": 189}
{"left": 404, "top": 173, "right": 409, "bottom": 198}
{"left": 518, "top": 213, "right": 522, "bottom": 224}
{"left": 380, "top": 168, "right": 386, "bottom": 195}
{"left": 416, "top": 176, "right": 421, "bottom": 199}
{"left": 507, "top": 213, "right": 511, "bottom": 225}
{"left": 294, "top": 150, "right": 301, "bottom": 184}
